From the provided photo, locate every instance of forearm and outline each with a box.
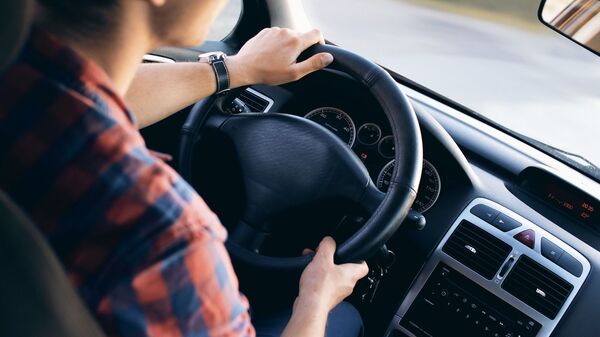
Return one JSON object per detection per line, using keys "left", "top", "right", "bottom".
{"left": 281, "top": 297, "right": 329, "bottom": 337}
{"left": 126, "top": 58, "right": 250, "bottom": 128}
{"left": 126, "top": 28, "right": 332, "bottom": 129}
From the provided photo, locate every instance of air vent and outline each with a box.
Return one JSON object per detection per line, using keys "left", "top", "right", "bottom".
{"left": 502, "top": 255, "right": 573, "bottom": 319}
{"left": 443, "top": 220, "right": 512, "bottom": 279}
{"left": 237, "top": 88, "right": 273, "bottom": 112}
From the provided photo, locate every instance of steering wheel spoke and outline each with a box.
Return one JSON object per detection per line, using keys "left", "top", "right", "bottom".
{"left": 359, "top": 183, "right": 386, "bottom": 215}
{"left": 228, "top": 220, "right": 269, "bottom": 253}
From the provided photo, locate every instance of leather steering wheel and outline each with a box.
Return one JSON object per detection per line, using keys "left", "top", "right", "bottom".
{"left": 179, "top": 44, "right": 422, "bottom": 270}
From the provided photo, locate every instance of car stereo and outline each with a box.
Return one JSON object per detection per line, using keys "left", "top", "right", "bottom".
{"left": 386, "top": 198, "right": 590, "bottom": 337}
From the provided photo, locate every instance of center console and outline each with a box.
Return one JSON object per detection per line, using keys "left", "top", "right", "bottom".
{"left": 386, "top": 198, "right": 590, "bottom": 337}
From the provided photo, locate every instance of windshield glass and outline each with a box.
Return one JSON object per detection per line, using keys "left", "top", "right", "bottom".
{"left": 304, "top": 0, "right": 600, "bottom": 170}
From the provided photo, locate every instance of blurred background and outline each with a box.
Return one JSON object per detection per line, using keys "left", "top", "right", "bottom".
{"left": 209, "top": 0, "right": 600, "bottom": 170}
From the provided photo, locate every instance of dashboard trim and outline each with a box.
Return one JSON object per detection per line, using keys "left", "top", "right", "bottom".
{"left": 387, "top": 198, "right": 591, "bottom": 337}
{"left": 246, "top": 87, "right": 275, "bottom": 112}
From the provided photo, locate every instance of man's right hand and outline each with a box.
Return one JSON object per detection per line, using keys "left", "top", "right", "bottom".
{"left": 296, "top": 237, "right": 369, "bottom": 314}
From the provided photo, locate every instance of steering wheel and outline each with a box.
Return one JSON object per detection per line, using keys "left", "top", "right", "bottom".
{"left": 179, "top": 44, "right": 422, "bottom": 270}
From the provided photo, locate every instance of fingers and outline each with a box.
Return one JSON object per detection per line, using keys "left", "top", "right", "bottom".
{"left": 299, "top": 28, "right": 326, "bottom": 49}
{"left": 315, "top": 236, "right": 337, "bottom": 261}
{"left": 292, "top": 53, "right": 334, "bottom": 79}
{"left": 302, "top": 248, "right": 314, "bottom": 256}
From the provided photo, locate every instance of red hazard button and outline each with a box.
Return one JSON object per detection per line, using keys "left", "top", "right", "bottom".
{"left": 514, "top": 229, "right": 536, "bottom": 249}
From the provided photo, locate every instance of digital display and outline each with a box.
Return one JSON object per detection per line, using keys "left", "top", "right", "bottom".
{"left": 521, "top": 168, "right": 600, "bottom": 228}
{"left": 543, "top": 182, "right": 598, "bottom": 223}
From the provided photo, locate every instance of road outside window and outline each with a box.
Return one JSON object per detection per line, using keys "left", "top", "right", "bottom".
{"left": 207, "top": 0, "right": 242, "bottom": 41}
{"left": 304, "top": 0, "right": 600, "bottom": 169}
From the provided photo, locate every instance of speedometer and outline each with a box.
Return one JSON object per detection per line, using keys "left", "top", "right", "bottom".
{"left": 377, "top": 159, "right": 442, "bottom": 213}
{"left": 305, "top": 107, "right": 356, "bottom": 147}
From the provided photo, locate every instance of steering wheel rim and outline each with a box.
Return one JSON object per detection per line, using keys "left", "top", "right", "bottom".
{"left": 180, "top": 44, "right": 423, "bottom": 270}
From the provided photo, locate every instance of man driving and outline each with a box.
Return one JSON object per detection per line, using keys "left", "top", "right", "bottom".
{"left": 0, "top": 0, "right": 369, "bottom": 336}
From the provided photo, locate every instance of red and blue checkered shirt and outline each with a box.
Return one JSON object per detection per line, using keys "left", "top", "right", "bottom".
{"left": 0, "top": 29, "right": 255, "bottom": 337}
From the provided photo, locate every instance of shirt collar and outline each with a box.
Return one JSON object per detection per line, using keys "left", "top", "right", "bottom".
{"left": 25, "top": 27, "right": 137, "bottom": 126}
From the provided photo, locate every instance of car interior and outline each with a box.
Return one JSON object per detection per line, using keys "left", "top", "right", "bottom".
{"left": 2, "top": 0, "right": 600, "bottom": 337}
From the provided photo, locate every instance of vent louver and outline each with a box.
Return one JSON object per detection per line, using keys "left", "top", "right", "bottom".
{"left": 502, "top": 256, "right": 573, "bottom": 319}
{"left": 443, "top": 220, "right": 512, "bottom": 279}
{"left": 237, "top": 89, "right": 271, "bottom": 112}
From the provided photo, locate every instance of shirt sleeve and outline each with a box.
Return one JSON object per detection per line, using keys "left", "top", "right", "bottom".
{"left": 85, "top": 133, "right": 255, "bottom": 337}
{"left": 95, "top": 213, "right": 256, "bottom": 337}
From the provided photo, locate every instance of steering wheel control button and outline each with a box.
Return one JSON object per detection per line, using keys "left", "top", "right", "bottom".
{"left": 470, "top": 204, "right": 499, "bottom": 224}
{"left": 357, "top": 123, "right": 382, "bottom": 145}
{"left": 541, "top": 237, "right": 564, "bottom": 263}
{"left": 492, "top": 213, "right": 522, "bottom": 232}
{"left": 514, "top": 229, "right": 536, "bottom": 249}
{"left": 557, "top": 251, "right": 584, "bottom": 277}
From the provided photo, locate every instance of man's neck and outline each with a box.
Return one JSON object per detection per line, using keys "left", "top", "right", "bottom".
{"left": 39, "top": 3, "right": 154, "bottom": 96}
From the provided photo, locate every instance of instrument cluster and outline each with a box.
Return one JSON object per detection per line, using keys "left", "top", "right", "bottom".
{"left": 305, "top": 106, "right": 442, "bottom": 213}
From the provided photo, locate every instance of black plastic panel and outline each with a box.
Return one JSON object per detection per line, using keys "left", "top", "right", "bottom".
{"left": 401, "top": 263, "right": 541, "bottom": 337}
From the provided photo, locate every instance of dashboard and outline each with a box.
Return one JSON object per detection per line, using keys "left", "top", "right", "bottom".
{"left": 140, "top": 52, "right": 600, "bottom": 337}
{"left": 215, "top": 72, "right": 598, "bottom": 337}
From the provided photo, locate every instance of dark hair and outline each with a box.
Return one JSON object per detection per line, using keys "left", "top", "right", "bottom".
{"left": 36, "top": 0, "right": 118, "bottom": 34}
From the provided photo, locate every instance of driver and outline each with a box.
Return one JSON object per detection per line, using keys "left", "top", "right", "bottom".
{"left": 0, "top": 0, "right": 369, "bottom": 337}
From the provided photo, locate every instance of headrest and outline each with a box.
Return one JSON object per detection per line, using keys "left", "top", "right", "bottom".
{"left": 0, "top": 0, "right": 35, "bottom": 72}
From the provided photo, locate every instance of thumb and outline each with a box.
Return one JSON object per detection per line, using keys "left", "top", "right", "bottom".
{"left": 293, "top": 53, "right": 333, "bottom": 79}
{"left": 345, "top": 261, "right": 370, "bottom": 280}
{"left": 315, "top": 236, "right": 336, "bottom": 261}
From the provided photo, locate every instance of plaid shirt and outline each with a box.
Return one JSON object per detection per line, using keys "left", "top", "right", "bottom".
{"left": 0, "top": 29, "right": 255, "bottom": 337}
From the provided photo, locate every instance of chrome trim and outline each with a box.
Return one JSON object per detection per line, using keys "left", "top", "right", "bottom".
{"left": 246, "top": 88, "right": 275, "bottom": 113}
{"left": 386, "top": 198, "right": 591, "bottom": 337}
{"left": 304, "top": 107, "right": 356, "bottom": 147}
{"left": 142, "top": 54, "right": 176, "bottom": 64}
{"left": 357, "top": 123, "right": 382, "bottom": 145}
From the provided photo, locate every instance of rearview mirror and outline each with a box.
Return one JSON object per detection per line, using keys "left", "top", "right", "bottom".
{"left": 539, "top": 0, "right": 600, "bottom": 56}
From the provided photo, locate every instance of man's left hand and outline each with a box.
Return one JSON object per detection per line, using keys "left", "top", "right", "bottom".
{"left": 227, "top": 28, "right": 334, "bottom": 87}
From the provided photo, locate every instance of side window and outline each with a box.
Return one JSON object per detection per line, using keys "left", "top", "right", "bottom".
{"left": 206, "top": 0, "right": 243, "bottom": 41}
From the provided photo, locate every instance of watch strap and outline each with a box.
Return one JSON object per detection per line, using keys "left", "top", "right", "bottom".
{"left": 211, "top": 58, "right": 230, "bottom": 95}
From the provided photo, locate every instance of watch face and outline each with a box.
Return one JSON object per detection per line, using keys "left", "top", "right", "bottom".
{"left": 198, "top": 52, "right": 227, "bottom": 63}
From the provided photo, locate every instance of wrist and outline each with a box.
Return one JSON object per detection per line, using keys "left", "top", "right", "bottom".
{"left": 294, "top": 294, "right": 330, "bottom": 317}
{"left": 226, "top": 55, "right": 254, "bottom": 88}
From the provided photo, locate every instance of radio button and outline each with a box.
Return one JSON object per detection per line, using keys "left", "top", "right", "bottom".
{"left": 541, "top": 237, "right": 564, "bottom": 263}
{"left": 492, "top": 213, "right": 522, "bottom": 232}
{"left": 471, "top": 204, "right": 499, "bottom": 223}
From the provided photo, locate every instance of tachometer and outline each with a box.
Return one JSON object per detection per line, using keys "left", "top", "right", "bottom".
{"left": 377, "top": 159, "right": 442, "bottom": 213}
{"left": 305, "top": 107, "right": 356, "bottom": 147}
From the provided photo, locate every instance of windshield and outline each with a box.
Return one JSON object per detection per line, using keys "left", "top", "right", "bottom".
{"left": 303, "top": 0, "right": 600, "bottom": 171}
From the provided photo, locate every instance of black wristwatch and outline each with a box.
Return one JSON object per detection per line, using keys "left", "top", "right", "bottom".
{"left": 198, "top": 52, "right": 230, "bottom": 95}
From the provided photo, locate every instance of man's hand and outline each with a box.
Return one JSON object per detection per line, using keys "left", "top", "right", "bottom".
{"left": 279, "top": 237, "right": 368, "bottom": 337}
{"left": 296, "top": 237, "right": 369, "bottom": 314}
{"left": 127, "top": 28, "right": 332, "bottom": 128}
{"left": 227, "top": 28, "right": 334, "bottom": 87}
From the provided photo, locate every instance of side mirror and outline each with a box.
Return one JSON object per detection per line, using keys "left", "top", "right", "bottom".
{"left": 539, "top": 0, "right": 600, "bottom": 56}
